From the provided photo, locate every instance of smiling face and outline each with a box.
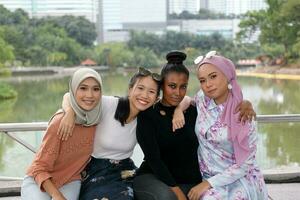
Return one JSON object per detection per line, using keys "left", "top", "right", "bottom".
{"left": 161, "top": 72, "right": 188, "bottom": 107}
{"left": 75, "top": 77, "right": 101, "bottom": 111}
{"left": 197, "top": 63, "right": 229, "bottom": 105}
{"left": 128, "top": 76, "right": 159, "bottom": 113}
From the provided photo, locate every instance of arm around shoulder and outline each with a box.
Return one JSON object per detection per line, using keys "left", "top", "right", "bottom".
{"left": 57, "top": 92, "right": 76, "bottom": 140}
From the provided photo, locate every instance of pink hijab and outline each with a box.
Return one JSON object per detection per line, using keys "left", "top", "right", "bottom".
{"left": 198, "top": 55, "right": 251, "bottom": 165}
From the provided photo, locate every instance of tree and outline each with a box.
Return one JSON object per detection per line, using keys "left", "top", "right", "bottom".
{"left": 0, "top": 28, "right": 14, "bottom": 67}
{"left": 131, "top": 47, "right": 160, "bottom": 68}
{"left": 238, "top": 0, "right": 300, "bottom": 64}
{"left": 169, "top": 9, "right": 237, "bottom": 20}
{"left": 0, "top": 5, "right": 29, "bottom": 25}
{"left": 35, "top": 16, "right": 97, "bottom": 46}
{"left": 95, "top": 42, "right": 134, "bottom": 68}
{"left": 47, "top": 52, "right": 68, "bottom": 66}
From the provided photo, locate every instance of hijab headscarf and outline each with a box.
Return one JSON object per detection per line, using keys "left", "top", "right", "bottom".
{"left": 198, "top": 55, "right": 251, "bottom": 165}
{"left": 69, "top": 68, "right": 102, "bottom": 126}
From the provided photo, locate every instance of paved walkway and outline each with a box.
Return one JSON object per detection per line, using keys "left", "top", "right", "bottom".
{"left": 1, "top": 180, "right": 299, "bottom": 200}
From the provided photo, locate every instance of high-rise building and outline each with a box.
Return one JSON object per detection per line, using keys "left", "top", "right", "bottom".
{"left": 200, "top": 0, "right": 267, "bottom": 15}
{"left": 0, "top": 0, "right": 99, "bottom": 23}
{"left": 168, "top": 0, "right": 199, "bottom": 14}
{"left": 98, "top": 0, "right": 167, "bottom": 43}
{"left": 226, "top": 0, "right": 267, "bottom": 15}
{"left": 200, "top": 0, "right": 208, "bottom": 10}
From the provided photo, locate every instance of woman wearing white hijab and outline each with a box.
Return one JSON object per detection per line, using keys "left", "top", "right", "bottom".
{"left": 21, "top": 68, "right": 102, "bottom": 200}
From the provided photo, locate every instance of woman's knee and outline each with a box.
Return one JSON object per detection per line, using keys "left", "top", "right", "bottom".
{"left": 133, "top": 174, "right": 177, "bottom": 200}
{"left": 59, "top": 180, "right": 81, "bottom": 200}
{"left": 21, "top": 176, "right": 51, "bottom": 200}
{"left": 134, "top": 190, "right": 177, "bottom": 200}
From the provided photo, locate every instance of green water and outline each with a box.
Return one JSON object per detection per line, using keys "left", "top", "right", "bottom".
{"left": 0, "top": 72, "right": 300, "bottom": 177}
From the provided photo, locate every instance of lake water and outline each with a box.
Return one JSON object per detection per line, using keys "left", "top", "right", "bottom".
{"left": 0, "top": 71, "right": 300, "bottom": 177}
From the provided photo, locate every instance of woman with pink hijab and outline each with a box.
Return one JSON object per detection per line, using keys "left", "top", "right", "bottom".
{"left": 176, "top": 51, "right": 268, "bottom": 200}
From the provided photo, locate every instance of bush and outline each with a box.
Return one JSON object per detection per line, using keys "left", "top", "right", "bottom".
{"left": 0, "top": 83, "right": 17, "bottom": 99}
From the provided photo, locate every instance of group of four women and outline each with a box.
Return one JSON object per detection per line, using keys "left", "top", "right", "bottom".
{"left": 21, "top": 50, "right": 268, "bottom": 200}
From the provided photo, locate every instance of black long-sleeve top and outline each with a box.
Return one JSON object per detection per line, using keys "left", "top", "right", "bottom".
{"left": 136, "top": 102, "right": 202, "bottom": 187}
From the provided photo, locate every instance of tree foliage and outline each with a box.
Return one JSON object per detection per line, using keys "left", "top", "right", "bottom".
{"left": 169, "top": 9, "right": 239, "bottom": 20}
{"left": 0, "top": 27, "right": 14, "bottom": 67}
{"left": 238, "top": 0, "right": 300, "bottom": 63}
{"left": 128, "top": 30, "right": 260, "bottom": 65}
{"left": 34, "top": 16, "right": 97, "bottom": 46}
{"left": 0, "top": 5, "right": 96, "bottom": 66}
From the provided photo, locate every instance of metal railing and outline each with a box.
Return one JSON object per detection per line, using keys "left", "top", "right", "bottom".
{"left": 0, "top": 122, "right": 48, "bottom": 153}
{"left": 1, "top": 114, "right": 300, "bottom": 154}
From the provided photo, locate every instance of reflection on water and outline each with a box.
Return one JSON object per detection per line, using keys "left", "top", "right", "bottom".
{"left": 0, "top": 73, "right": 300, "bottom": 177}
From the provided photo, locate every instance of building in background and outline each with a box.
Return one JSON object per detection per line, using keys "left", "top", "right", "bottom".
{"left": 0, "top": 0, "right": 265, "bottom": 43}
{"left": 200, "top": 0, "right": 208, "bottom": 10}
{"left": 200, "top": 0, "right": 267, "bottom": 15}
{"left": 168, "top": 19, "right": 241, "bottom": 39}
{"left": 168, "top": 0, "right": 199, "bottom": 14}
{"left": 99, "top": 0, "right": 167, "bottom": 43}
{"left": 0, "top": 0, "right": 99, "bottom": 23}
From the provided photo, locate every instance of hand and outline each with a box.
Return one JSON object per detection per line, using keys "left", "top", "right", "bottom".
{"left": 172, "top": 107, "right": 185, "bottom": 132}
{"left": 188, "top": 180, "right": 211, "bottom": 200}
{"left": 171, "top": 186, "right": 188, "bottom": 200}
{"left": 235, "top": 100, "right": 256, "bottom": 123}
{"left": 57, "top": 108, "right": 75, "bottom": 141}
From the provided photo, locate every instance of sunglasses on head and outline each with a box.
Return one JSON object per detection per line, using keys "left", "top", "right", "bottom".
{"left": 194, "top": 50, "right": 217, "bottom": 65}
{"left": 138, "top": 67, "right": 162, "bottom": 82}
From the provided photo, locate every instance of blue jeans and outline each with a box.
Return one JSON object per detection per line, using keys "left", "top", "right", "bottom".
{"left": 21, "top": 176, "right": 81, "bottom": 200}
{"left": 79, "top": 157, "right": 136, "bottom": 200}
{"left": 133, "top": 174, "right": 196, "bottom": 200}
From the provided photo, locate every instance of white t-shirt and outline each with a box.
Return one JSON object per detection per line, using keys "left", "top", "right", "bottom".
{"left": 92, "top": 96, "right": 137, "bottom": 160}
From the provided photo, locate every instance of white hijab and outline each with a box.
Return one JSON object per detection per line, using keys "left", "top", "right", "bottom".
{"left": 69, "top": 68, "right": 102, "bottom": 126}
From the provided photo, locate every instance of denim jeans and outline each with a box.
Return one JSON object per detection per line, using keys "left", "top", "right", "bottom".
{"left": 79, "top": 157, "right": 136, "bottom": 200}
{"left": 21, "top": 176, "right": 81, "bottom": 200}
{"left": 133, "top": 174, "right": 196, "bottom": 200}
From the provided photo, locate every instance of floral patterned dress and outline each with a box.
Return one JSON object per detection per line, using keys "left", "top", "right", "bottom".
{"left": 194, "top": 91, "right": 268, "bottom": 200}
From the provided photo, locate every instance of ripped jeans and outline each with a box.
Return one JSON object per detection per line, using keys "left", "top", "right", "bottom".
{"left": 79, "top": 157, "right": 136, "bottom": 200}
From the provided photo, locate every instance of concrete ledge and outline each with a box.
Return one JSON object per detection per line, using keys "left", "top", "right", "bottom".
{"left": 267, "top": 183, "right": 300, "bottom": 200}
{"left": 263, "top": 168, "right": 300, "bottom": 183}
{"left": 1, "top": 176, "right": 300, "bottom": 199}
{"left": 0, "top": 181, "right": 21, "bottom": 197}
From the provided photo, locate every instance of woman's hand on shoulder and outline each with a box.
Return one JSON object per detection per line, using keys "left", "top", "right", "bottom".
{"left": 172, "top": 107, "right": 185, "bottom": 132}
{"left": 236, "top": 100, "right": 256, "bottom": 124}
{"left": 57, "top": 108, "right": 75, "bottom": 141}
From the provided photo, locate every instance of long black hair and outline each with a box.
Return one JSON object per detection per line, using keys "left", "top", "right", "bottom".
{"left": 114, "top": 70, "right": 161, "bottom": 126}
{"left": 160, "top": 50, "right": 189, "bottom": 84}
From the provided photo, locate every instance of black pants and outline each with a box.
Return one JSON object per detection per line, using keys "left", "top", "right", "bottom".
{"left": 133, "top": 174, "right": 195, "bottom": 200}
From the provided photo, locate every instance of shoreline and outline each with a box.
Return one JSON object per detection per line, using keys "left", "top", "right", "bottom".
{"left": 2, "top": 66, "right": 300, "bottom": 80}
{"left": 237, "top": 66, "right": 300, "bottom": 80}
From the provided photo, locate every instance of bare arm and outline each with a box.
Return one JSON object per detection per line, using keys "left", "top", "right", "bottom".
{"left": 57, "top": 93, "right": 75, "bottom": 140}
{"left": 42, "top": 179, "right": 66, "bottom": 200}
{"left": 172, "top": 96, "right": 193, "bottom": 132}
{"left": 171, "top": 186, "right": 188, "bottom": 200}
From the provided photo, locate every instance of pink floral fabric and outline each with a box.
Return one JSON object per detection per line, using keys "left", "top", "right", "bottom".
{"left": 195, "top": 91, "right": 268, "bottom": 200}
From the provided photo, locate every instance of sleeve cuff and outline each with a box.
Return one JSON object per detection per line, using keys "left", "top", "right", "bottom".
{"left": 207, "top": 176, "right": 218, "bottom": 188}
{"left": 34, "top": 173, "right": 52, "bottom": 191}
